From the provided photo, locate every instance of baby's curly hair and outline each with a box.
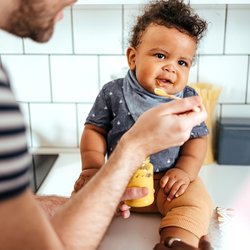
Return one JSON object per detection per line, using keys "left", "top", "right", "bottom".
{"left": 129, "top": 0, "right": 207, "bottom": 48}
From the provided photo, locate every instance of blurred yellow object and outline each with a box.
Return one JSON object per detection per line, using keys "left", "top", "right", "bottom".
{"left": 189, "top": 83, "right": 222, "bottom": 164}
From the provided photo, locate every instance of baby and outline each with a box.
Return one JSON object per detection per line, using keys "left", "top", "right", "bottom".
{"left": 73, "top": 0, "right": 213, "bottom": 248}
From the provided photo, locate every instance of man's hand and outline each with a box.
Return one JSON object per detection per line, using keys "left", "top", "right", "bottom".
{"left": 124, "top": 96, "right": 207, "bottom": 161}
{"left": 116, "top": 187, "right": 148, "bottom": 218}
{"left": 153, "top": 236, "right": 212, "bottom": 250}
{"left": 160, "top": 168, "right": 190, "bottom": 202}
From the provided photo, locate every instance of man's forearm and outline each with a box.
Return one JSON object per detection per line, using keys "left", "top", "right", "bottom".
{"left": 50, "top": 136, "right": 145, "bottom": 250}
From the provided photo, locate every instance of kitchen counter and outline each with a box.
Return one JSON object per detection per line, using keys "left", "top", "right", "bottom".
{"left": 37, "top": 153, "right": 162, "bottom": 249}
{"left": 37, "top": 153, "right": 250, "bottom": 250}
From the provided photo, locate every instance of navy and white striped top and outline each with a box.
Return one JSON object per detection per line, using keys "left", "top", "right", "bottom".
{"left": 0, "top": 66, "right": 31, "bottom": 201}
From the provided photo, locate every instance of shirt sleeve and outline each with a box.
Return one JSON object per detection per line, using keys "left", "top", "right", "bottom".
{"left": 0, "top": 67, "right": 31, "bottom": 201}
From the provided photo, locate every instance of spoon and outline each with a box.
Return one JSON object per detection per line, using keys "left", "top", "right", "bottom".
{"left": 154, "top": 87, "right": 200, "bottom": 112}
{"left": 154, "top": 88, "right": 181, "bottom": 100}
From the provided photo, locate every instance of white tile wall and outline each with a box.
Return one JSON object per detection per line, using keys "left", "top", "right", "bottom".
{"left": 99, "top": 55, "right": 128, "bottom": 86}
{"left": 189, "top": 63, "right": 198, "bottom": 83}
{"left": 1, "top": 4, "right": 250, "bottom": 151}
{"left": 30, "top": 104, "right": 77, "bottom": 148}
{"left": 198, "top": 55, "right": 248, "bottom": 103}
{"left": 123, "top": 5, "right": 141, "bottom": 52}
{"left": 0, "top": 30, "right": 23, "bottom": 54}
{"left": 73, "top": 5, "right": 123, "bottom": 54}
{"left": 221, "top": 104, "right": 250, "bottom": 118}
{"left": 225, "top": 5, "right": 250, "bottom": 54}
{"left": 1, "top": 55, "right": 51, "bottom": 102}
{"left": 194, "top": 5, "right": 226, "bottom": 54}
{"left": 248, "top": 62, "right": 250, "bottom": 103}
{"left": 50, "top": 55, "right": 99, "bottom": 102}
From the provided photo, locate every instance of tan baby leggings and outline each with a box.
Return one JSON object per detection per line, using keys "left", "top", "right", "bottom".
{"left": 131, "top": 172, "right": 213, "bottom": 238}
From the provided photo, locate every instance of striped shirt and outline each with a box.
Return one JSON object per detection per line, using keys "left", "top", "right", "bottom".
{"left": 0, "top": 66, "right": 31, "bottom": 201}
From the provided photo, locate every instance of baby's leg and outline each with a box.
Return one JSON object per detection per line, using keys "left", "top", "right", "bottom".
{"left": 156, "top": 176, "right": 213, "bottom": 247}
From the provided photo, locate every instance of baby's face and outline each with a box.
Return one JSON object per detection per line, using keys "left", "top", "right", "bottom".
{"left": 127, "top": 24, "right": 196, "bottom": 95}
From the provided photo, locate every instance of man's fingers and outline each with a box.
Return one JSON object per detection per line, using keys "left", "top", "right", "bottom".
{"left": 121, "top": 187, "right": 148, "bottom": 201}
{"left": 150, "top": 96, "right": 207, "bottom": 130}
{"left": 154, "top": 96, "right": 202, "bottom": 115}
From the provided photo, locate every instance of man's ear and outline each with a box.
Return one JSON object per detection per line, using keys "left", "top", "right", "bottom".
{"left": 126, "top": 47, "right": 136, "bottom": 70}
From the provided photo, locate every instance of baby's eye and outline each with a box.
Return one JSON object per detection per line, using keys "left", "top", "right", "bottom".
{"left": 178, "top": 60, "right": 188, "bottom": 67}
{"left": 155, "top": 53, "right": 165, "bottom": 59}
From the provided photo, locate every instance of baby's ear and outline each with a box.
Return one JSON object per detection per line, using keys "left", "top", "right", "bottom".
{"left": 126, "top": 47, "right": 136, "bottom": 70}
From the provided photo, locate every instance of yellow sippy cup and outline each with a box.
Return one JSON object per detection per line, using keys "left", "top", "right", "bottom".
{"left": 125, "top": 157, "right": 154, "bottom": 207}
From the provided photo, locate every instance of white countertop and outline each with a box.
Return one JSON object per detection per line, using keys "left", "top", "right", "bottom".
{"left": 37, "top": 153, "right": 162, "bottom": 250}
{"left": 38, "top": 153, "right": 250, "bottom": 207}
{"left": 37, "top": 153, "right": 250, "bottom": 250}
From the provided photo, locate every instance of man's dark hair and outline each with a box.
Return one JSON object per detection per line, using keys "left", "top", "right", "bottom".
{"left": 129, "top": 0, "right": 207, "bottom": 48}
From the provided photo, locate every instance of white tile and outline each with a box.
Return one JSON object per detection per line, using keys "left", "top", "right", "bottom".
{"left": 77, "top": 104, "right": 94, "bottom": 143}
{"left": 30, "top": 103, "right": 77, "bottom": 147}
{"left": 199, "top": 55, "right": 248, "bottom": 103}
{"left": 225, "top": 5, "right": 250, "bottom": 54}
{"left": 99, "top": 55, "right": 128, "bottom": 87}
{"left": 0, "top": 30, "right": 23, "bottom": 54}
{"left": 19, "top": 103, "right": 32, "bottom": 147}
{"left": 24, "top": 10, "right": 73, "bottom": 54}
{"left": 73, "top": 6, "right": 122, "bottom": 54}
{"left": 50, "top": 55, "right": 98, "bottom": 102}
{"left": 194, "top": 5, "right": 226, "bottom": 54}
{"left": 221, "top": 104, "right": 250, "bottom": 118}
{"left": 123, "top": 5, "right": 141, "bottom": 51}
{"left": 248, "top": 62, "right": 250, "bottom": 103}
{"left": 1, "top": 55, "right": 51, "bottom": 102}
{"left": 188, "top": 63, "right": 198, "bottom": 83}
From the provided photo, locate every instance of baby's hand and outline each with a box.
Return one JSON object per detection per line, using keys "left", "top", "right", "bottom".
{"left": 72, "top": 168, "right": 99, "bottom": 194}
{"left": 115, "top": 202, "right": 131, "bottom": 219}
{"left": 160, "top": 168, "right": 190, "bottom": 202}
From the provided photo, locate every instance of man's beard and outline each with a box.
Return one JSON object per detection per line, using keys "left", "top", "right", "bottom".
{"left": 6, "top": 1, "right": 55, "bottom": 43}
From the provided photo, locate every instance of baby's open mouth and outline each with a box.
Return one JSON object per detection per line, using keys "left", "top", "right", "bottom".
{"left": 156, "top": 79, "right": 173, "bottom": 86}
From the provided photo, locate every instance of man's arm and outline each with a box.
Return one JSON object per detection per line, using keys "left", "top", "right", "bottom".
{"left": 0, "top": 96, "right": 207, "bottom": 250}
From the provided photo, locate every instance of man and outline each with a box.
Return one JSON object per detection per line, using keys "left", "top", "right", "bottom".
{"left": 0, "top": 0, "right": 208, "bottom": 249}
